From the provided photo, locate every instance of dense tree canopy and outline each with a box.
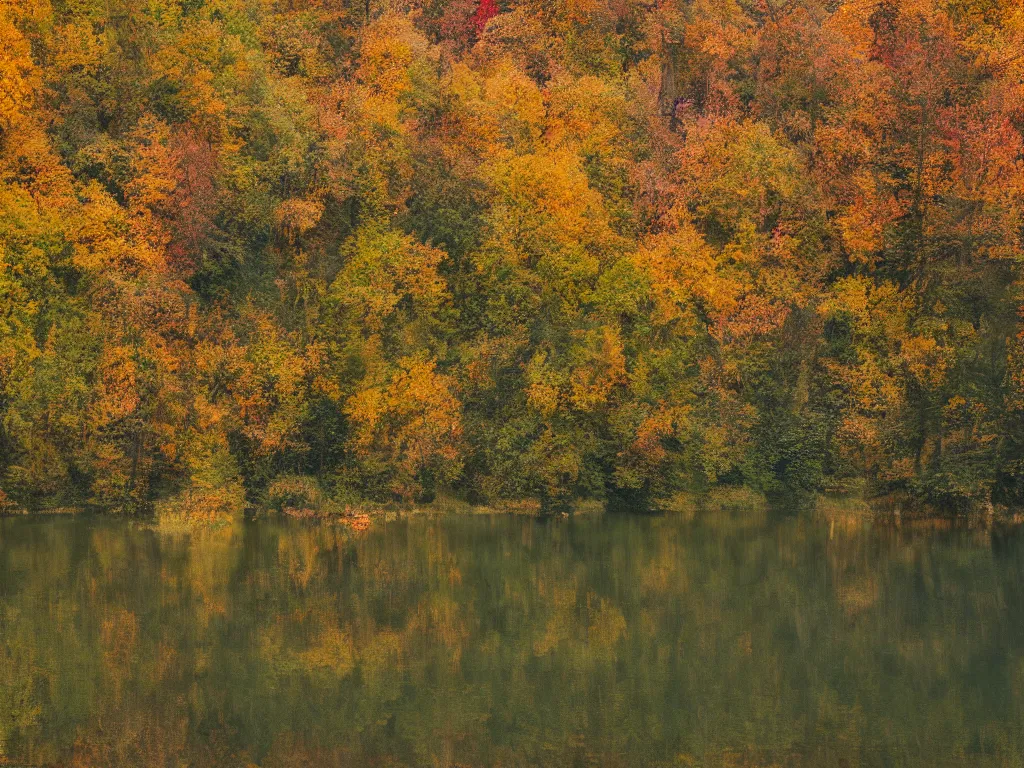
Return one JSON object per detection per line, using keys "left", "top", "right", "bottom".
{"left": 1, "top": 0, "right": 1023, "bottom": 515}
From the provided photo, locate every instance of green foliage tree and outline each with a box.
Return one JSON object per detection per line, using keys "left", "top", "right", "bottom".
{"left": 1, "top": 0, "right": 1023, "bottom": 514}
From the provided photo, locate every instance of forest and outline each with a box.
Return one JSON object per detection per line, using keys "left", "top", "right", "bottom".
{"left": 1, "top": 0, "right": 1023, "bottom": 517}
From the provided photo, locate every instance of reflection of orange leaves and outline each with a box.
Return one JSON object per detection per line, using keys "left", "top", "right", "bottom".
{"left": 410, "top": 595, "right": 469, "bottom": 651}
{"left": 101, "top": 609, "right": 139, "bottom": 662}
{"left": 838, "top": 577, "right": 879, "bottom": 618}
{"left": 345, "top": 513, "right": 372, "bottom": 532}
{"left": 100, "top": 608, "right": 139, "bottom": 702}
{"left": 533, "top": 584, "right": 577, "bottom": 656}
{"left": 587, "top": 596, "right": 626, "bottom": 650}
{"left": 299, "top": 627, "right": 355, "bottom": 677}
{"left": 358, "top": 628, "right": 405, "bottom": 684}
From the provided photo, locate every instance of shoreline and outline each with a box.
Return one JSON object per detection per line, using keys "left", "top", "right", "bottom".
{"left": 4, "top": 488, "right": 1022, "bottom": 530}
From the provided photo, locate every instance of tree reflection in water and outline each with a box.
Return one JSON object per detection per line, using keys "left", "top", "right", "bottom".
{"left": 0, "top": 509, "right": 1022, "bottom": 767}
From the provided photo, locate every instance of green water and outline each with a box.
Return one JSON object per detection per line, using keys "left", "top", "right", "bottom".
{"left": 1, "top": 508, "right": 1022, "bottom": 767}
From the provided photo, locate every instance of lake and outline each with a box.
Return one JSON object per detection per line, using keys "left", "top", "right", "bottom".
{"left": 1, "top": 505, "right": 1022, "bottom": 766}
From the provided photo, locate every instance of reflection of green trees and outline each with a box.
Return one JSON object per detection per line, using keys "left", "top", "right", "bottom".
{"left": 1, "top": 513, "right": 1023, "bottom": 766}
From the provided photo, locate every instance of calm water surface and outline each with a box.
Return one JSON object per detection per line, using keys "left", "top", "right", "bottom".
{"left": 1, "top": 508, "right": 1023, "bottom": 766}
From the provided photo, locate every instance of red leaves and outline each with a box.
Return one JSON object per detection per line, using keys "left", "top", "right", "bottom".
{"left": 472, "top": 0, "right": 500, "bottom": 34}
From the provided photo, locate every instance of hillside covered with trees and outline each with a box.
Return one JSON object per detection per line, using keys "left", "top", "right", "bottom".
{"left": 1, "top": 0, "right": 1023, "bottom": 516}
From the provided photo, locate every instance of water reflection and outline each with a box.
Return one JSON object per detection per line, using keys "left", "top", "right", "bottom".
{"left": 1, "top": 509, "right": 1022, "bottom": 766}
